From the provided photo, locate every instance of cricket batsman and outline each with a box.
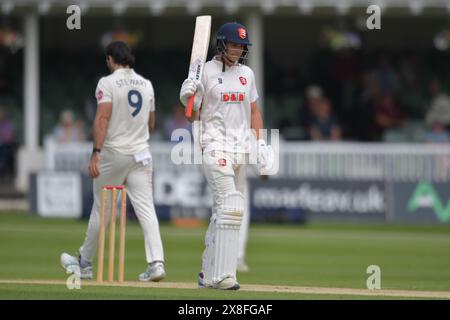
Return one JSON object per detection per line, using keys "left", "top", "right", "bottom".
{"left": 179, "top": 22, "right": 273, "bottom": 290}
{"left": 60, "top": 41, "right": 166, "bottom": 282}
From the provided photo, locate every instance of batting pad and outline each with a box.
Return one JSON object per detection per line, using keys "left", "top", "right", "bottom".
{"left": 206, "top": 192, "right": 244, "bottom": 285}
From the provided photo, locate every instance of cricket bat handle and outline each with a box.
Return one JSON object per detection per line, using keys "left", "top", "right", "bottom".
{"left": 185, "top": 95, "right": 195, "bottom": 117}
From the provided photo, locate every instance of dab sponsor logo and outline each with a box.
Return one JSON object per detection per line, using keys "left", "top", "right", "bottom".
{"left": 407, "top": 182, "right": 450, "bottom": 223}
{"left": 221, "top": 92, "right": 245, "bottom": 104}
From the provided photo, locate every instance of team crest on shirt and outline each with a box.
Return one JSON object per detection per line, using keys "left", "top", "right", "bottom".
{"left": 97, "top": 90, "right": 103, "bottom": 101}
{"left": 221, "top": 92, "right": 245, "bottom": 104}
{"left": 239, "top": 77, "right": 247, "bottom": 85}
{"left": 218, "top": 78, "right": 223, "bottom": 84}
{"left": 237, "top": 28, "right": 247, "bottom": 39}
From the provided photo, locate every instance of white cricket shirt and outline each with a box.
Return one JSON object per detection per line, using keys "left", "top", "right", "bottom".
{"left": 199, "top": 57, "right": 259, "bottom": 154}
{"left": 95, "top": 68, "right": 155, "bottom": 155}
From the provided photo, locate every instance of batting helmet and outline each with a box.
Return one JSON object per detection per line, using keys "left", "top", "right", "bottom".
{"left": 216, "top": 22, "right": 251, "bottom": 63}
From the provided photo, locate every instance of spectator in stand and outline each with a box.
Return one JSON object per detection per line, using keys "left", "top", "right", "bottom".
{"left": 0, "top": 106, "right": 15, "bottom": 175}
{"left": 371, "top": 54, "right": 400, "bottom": 94}
{"left": 332, "top": 48, "right": 362, "bottom": 113}
{"left": 52, "top": 110, "right": 86, "bottom": 143}
{"left": 355, "top": 71, "right": 382, "bottom": 141}
{"left": 425, "top": 121, "right": 450, "bottom": 144}
{"left": 373, "top": 91, "right": 405, "bottom": 140}
{"left": 163, "top": 103, "right": 192, "bottom": 141}
{"left": 308, "top": 98, "right": 342, "bottom": 141}
{"left": 424, "top": 79, "right": 450, "bottom": 127}
{"left": 301, "top": 84, "right": 324, "bottom": 137}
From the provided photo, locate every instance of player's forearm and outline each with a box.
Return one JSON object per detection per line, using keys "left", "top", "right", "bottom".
{"left": 251, "top": 107, "right": 264, "bottom": 140}
{"left": 149, "top": 112, "right": 155, "bottom": 131}
{"left": 93, "top": 115, "right": 109, "bottom": 149}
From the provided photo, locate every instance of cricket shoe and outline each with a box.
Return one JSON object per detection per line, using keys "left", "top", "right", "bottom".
{"left": 214, "top": 277, "right": 240, "bottom": 290}
{"left": 139, "top": 261, "right": 166, "bottom": 282}
{"left": 198, "top": 272, "right": 240, "bottom": 290}
{"left": 60, "top": 252, "right": 93, "bottom": 279}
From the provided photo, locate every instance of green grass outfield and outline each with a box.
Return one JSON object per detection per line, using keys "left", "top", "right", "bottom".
{"left": 1, "top": 211, "right": 450, "bottom": 299}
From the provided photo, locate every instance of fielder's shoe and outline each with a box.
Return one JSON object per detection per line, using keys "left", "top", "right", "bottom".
{"left": 139, "top": 261, "right": 166, "bottom": 282}
{"left": 60, "top": 252, "right": 93, "bottom": 279}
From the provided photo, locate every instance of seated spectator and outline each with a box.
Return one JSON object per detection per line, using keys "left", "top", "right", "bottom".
{"left": 425, "top": 121, "right": 450, "bottom": 144}
{"left": 355, "top": 71, "right": 382, "bottom": 141}
{"left": 163, "top": 104, "right": 191, "bottom": 141}
{"left": 52, "top": 110, "right": 86, "bottom": 143}
{"left": 308, "top": 98, "right": 342, "bottom": 141}
{"left": 424, "top": 79, "right": 450, "bottom": 127}
{"left": 301, "top": 84, "right": 324, "bottom": 135}
{"left": 373, "top": 92, "right": 404, "bottom": 140}
{"left": 371, "top": 55, "right": 400, "bottom": 94}
{"left": 0, "top": 106, "right": 16, "bottom": 175}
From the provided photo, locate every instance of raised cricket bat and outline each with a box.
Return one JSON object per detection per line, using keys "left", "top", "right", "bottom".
{"left": 185, "top": 15, "right": 211, "bottom": 118}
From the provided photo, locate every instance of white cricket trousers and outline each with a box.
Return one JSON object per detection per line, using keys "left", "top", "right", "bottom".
{"left": 79, "top": 147, "right": 164, "bottom": 264}
{"left": 202, "top": 150, "right": 249, "bottom": 274}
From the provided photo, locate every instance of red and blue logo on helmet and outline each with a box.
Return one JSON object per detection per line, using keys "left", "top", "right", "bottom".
{"left": 216, "top": 22, "right": 251, "bottom": 46}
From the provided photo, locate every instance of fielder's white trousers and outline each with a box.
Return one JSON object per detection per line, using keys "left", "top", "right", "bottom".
{"left": 79, "top": 147, "right": 164, "bottom": 264}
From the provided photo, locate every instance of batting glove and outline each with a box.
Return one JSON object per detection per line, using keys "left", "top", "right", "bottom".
{"left": 257, "top": 139, "right": 275, "bottom": 175}
{"left": 256, "top": 139, "right": 269, "bottom": 167}
{"left": 179, "top": 78, "right": 204, "bottom": 111}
